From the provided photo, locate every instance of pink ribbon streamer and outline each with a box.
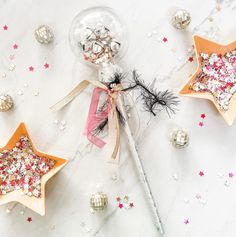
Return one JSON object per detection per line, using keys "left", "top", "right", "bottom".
{"left": 84, "top": 87, "right": 112, "bottom": 148}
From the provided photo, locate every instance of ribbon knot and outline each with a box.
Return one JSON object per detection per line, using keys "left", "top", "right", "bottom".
{"left": 50, "top": 80, "right": 122, "bottom": 161}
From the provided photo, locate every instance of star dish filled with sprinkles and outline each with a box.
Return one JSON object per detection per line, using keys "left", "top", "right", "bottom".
{"left": 190, "top": 49, "right": 236, "bottom": 110}
{"left": 0, "top": 136, "right": 56, "bottom": 198}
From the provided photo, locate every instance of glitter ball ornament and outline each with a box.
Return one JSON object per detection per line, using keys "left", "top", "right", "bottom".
{"left": 171, "top": 129, "right": 189, "bottom": 149}
{"left": 90, "top": 192, "right": 108, "bottom": 211}
{"left": 0, "top": 94, "right": 14, "bottom": 112}
{"left": 171, "top": 9, "right": 191, "bottom": 30}
{"left": 35, "top": 25, "right": 54, "bottom": 44}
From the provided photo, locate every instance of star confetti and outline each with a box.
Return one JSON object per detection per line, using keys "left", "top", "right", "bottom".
{"left": 0, "top": 123, "right": 68, "bottom": 215}
{"left": 200, "top": 113, "right": 206, "bottom": 119}
{"left": 29, "top": 66, "right": 34, "bottom": 72}
{"left": 118, "top": 203, "right": 123, "bottom": 209}
{"left": 13, "top": 44, "right": 18, "bottom": 49}
{"left": 27, "top": 217, "right": 32, "bottom": 222}
{"left": 162, "top": 37, "right": 168, "bottom": 43}
{"left": 199, "top": 171, "right": 204, "bottom": 176}
{"left": 3, "top": 25, "right": 8, "bottom": 31}
{"left": 184, "top": 219, "right": 189, "bottom": 225}
{"left": 229, "top": 172, "right": 234, "bottom": 178}
{"left": 116, "top": 197, "right": 121, "bottom": 202}
{"left": 188, "top": 56, "right": 194, "bottom": 62}
{"left": 180, "top": 36, "right": 236, "bottom": 125}
{"left": 199, "top": 121, "right": 204, "bottom": 127}
{"left": 44, "top": 63, "right": 49, "bottom": 69}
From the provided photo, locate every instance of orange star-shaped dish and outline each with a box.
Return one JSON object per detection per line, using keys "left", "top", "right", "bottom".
{"left": 180, "top": 35, "right": 236, "bottom": 125}
{"left": 0, "top": 123, "right": 68, "bottom": 215}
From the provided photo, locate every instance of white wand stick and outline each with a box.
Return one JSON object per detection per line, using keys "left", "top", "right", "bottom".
{"left": 118, "top": 95, "right": 164, "bottom": 235}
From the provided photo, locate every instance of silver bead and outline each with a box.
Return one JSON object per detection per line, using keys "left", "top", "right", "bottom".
{"left": 90, "top": 192, "right": 108, "bottom": 211}
{"left": 171, "top": 9, "right": 191, "bottom": 30}
{"left": 0, "top": 94, "right": 14, "bottom": 112}
{"left": 171, "top": 129, "right": 189, "bottom": 149}
{"left": 35, "top": 25, "right": 54, "bottom": 44}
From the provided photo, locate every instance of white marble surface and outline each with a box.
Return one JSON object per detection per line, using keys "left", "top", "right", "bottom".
{"left": 1, "top": 0, "right": 236, "bottom": 236}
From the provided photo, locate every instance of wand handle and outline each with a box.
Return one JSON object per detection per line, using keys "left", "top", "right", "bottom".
{"left": 118, "top": 95, "right": 164, "bottom": 235}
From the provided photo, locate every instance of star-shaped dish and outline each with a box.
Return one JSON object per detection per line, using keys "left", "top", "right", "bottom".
{"left": 0, "top": 123, "right": 68, "bottom": 215}
{"left": 180, "top": 35, "right": 236, "bottom": 125}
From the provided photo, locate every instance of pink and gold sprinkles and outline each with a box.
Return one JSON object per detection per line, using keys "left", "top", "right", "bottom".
{"left": 0, "top": 136, "right": 56, "bottom": 198}
{"left": 191, "top": 49, "right": 236, "bottom": 110}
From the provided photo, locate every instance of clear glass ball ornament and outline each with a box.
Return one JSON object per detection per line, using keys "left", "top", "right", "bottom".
{"left": 69, "top": 7, "right": 128, "bottom": 67}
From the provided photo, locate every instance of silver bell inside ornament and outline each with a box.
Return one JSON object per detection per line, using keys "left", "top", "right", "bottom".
{"left": 0, "top": 94, "right": 14, "bottom": 112}
{"left": 171, "top": 9, "right": 191, "bottom": 30}
{"left": 171, "top": 129, "right": 189, "bottom": 149}
{"left": 90, "top": 192, "right": 108, "bottom": 211}
{"left": 35, "top": 25, "right": 54, "bottom": 44}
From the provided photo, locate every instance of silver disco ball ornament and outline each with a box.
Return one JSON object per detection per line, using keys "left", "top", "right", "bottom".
{"left": 90, "top": 192, "right": 108, "bottom": 211}
{"left": 171, "top": 129, "right": 189, "bottom": 149}
{"left": 171, "top": 9, "right": 191, "bottom": 30}
{"left": 35, "top": 25, "right": 54, "bottom": 44}
{"left": 0, "top": 94, "right": 14, "bottom": 112}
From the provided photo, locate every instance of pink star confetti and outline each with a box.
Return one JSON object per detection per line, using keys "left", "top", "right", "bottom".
{"left": 118, "top": 203, "right": 123, "bottom": 209}
{"left": 44, "top": 63, "right": 49, "bottom": 69}
{"left": 229, "top": 172, "right": 234, "bottom": 178}
{"left": 116, "top": 197, "right": 121, "bottom": 202}
{"left": 199, "top": 171, "right": 204, "bottom": 177}
{"left": 3, "top": 25, "right": 8, "bottom": 31}
{"left": 199, "top": 121, "right": 204, "bottom": 127}
{"left": 27, "top": 217, "right": 32, "bottom": 222}
{"left": 28, "top": 66, "right": 34, "bottom": 72}
{"left": 129, "top": 203, "right": 134, "bottom": 208}
{"left": 188, "top": 56, "right": 194, "bottom": 62}
{"left": 13, "top": 44, "right": 18, "bottom": 49}
{"left": 184, "top": 219, "right": 189, "bottom": 224}
{"left": 200, "top": 113, "right": 206, "bottom": 119}
{"left": 162, "top": 37, "right": 168, "bottom": 43}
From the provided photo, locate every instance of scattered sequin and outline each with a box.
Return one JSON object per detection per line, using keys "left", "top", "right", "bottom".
{"left": 162, "top": 37, "right": 168, "bottom": 43}
{"left": 172, "top": 173, "right": 179, "bottom": 181}
{"left": 229, "top": 172, "right": 234, "bottom": 178}
{"left": 224, "top": 180, "right": 230, "bottom": 187}
{"left": 20, "top": 210, "right": 25, "bottom": 215}
{"left": 6, "top": 208, "right": 11, "bottom": 214}
{"left": 3, "top": 25, "right": 8, "bottom": 31}
{"left": 29, "top": 66, "right": 34, "bottom": 72}
{"left": 188, "top": 57, "right": 194, "bottom": 62}
{"left": 13, "top": 44, "right": 18, "bottom": 49}
{"left": 17, "top": 90, "right": 23, "bottom": 96}
{"left": 190, "top": 50, "right": 236, "bottom": 110}
{"left": 195, "top": 194, "right": 202, "bottom": 199}
{"left": 199, "top": 171, "right": 204, "bottom": 176}
{"left": 0, "top": 136, "right": 56, "bottom": 198}
{"left": 199, "top": 121, "right": 204, "bottom": 127}
{"left": 184, "top": 219, "right": 189, "bottom": 224}
{"left": 8, "top": 64, "right": 15, "bottom": 71}
{"left": 200, "top": 113, "right": 206, "bottom": 119}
